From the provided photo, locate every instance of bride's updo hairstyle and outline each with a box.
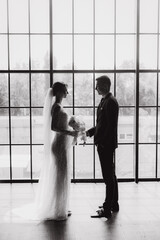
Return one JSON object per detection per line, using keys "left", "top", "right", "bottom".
{"left": 52, "top": 82, "right": 68, "bottom": 96}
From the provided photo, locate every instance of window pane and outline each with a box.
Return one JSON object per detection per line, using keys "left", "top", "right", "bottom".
{"left": 75, "top": 145, "right": 93, "bottom": 179}
{"left": 116, "top": 35, "right": 135, "bottom": 69}
{"left": 0, "top": 146, "right": 10, "bottom": 179}
{"left": 10, "top": 35, "right": 29, "bottom": 70}
{"left": 0, "top": 74, "right": 8, "bottom": 107}
{"left": 139, "top": 108, "right": 156, "bottom": 143}
{"left": 140, "top": 0, "right": 158, "bottom": 33}
{"left": 53, "top": 73, "right": 73, "bottom": 106}
{"left": 52, "top": 0, "right": 72, "bottom": 33}
{"left": 53, "top": 35, "right": 72, "bottom": 70}
{"left": 116, "top": 73, "right": 135, "bottom": 106}
{"left": 74, "top": 74, "right": 93, "bottom": 106}
{"left": 31, "top": 35, "right": 49, "bottom": 70}
{"left": 10, "top": 74, "right": 29, "bottom": 107}
{"left": 31, "top": 74, "right": 50, "bottom": 107}
{"left": 95, "top": 0, "right": 114, "bottom": 33}
{"left": 32, "top": 145, "right": 44, "bottom": 179}
{"left": 11, "top": 108, "right": 30, "bottom": 144}
{"left": 118, "top": 108, "right": 135, "bottom": 144}
{"left": 0, "top": 108, "right": 8, "bottom": 116}
{"left": 139, "top": 73, "right": 157, "bottom": 106}
{"left": 12, "top": 146, "right": 30, "bottom": 179}
{"left": 9, "top": 0, "right": 28, "bottom": 33}
{"left": 159, "top": 75, "right": 160, "bottom": 106}
{"left": 116, "top": 0, "right": 136, "bottom": 33}
{"left": 74, "top": 36, "right": 93, "bottom": 70}
{"left": 0, "top": 0, "right": 7, "bottom": 33}
{"left": 158, "top": 145, "right": 160, "bottom": 177}
{"left": 0, "top": 35, "right": 8, "bottom": 70}
{"left": 140, "top": 35, "right": 157, "bottom": 69}
{"left": 95, "top": 73, "right": 114, "bottom": 106}
{"left": 32, "top": 108, "right": 43, "bottom": 144}
{"left": 95, "top": 35, "right": 114, "bottom": 70}
{"left": 74, "top": 0, "right": 93, "bottom": 33}
{"left": 30, "top": 0, "right": 49, "bottom": 33}
{"left": 139, "top": 145, "right": 156, "bottom": 178}
{"left": 158, "top": 108, "right": 160, "bottom": 143}
{"left": 116, "top": 145, "right": 134, "bottom": 178}
{"left": 0, "top": 109, "right": 9, "bottom": 144}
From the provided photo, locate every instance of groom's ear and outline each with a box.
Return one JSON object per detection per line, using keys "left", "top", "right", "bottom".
{"left": 106, "top": 85, "right": 110, "bottom": 92}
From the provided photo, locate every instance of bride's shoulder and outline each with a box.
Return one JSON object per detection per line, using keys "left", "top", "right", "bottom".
{"left": 51, "top": 103, "right": 68, "bottom": 119}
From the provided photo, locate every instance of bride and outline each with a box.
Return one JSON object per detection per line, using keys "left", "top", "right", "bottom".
{"left": 34, "top": 81, "right": 78, "bottom": 221}
{"left": 10, "top": 82, "right": 78, "bottom": 222}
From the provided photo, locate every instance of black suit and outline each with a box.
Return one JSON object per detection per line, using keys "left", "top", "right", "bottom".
{"left": 87, "top": 92, "right": 119, "bottom": 213}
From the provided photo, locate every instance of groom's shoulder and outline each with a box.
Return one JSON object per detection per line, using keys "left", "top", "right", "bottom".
{"left": 111, "top": 95, "right": 118, "bottom": 104}
{"left": 103, "top": 94, "right": 119, "bottom": 109}
{"left": 108, "top": 93, "right": 118, "bottom": 104}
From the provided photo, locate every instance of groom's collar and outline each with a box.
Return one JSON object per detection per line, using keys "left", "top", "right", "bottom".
{"left": 102, "top": 92, "right": 112, "bottom": 100}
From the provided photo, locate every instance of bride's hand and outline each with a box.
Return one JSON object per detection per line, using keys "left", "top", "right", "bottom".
{"left": 69, "top": 130, "right": 79, "bottom": 137}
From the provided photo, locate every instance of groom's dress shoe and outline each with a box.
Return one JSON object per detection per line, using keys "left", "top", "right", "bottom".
{"left": 91, "top": 209, "right": 112, "bottom": 219}
{"left": 111, "top": 203, "right": 119, "bottom": 212}
{"left": 98, "top": 205, "right": 103, "bottom": 209}
{"left": 98, "top": 202, "right": 119, "bottom": 212}
{"left": 68, "top": 210, "right": 72, "bottom": 217}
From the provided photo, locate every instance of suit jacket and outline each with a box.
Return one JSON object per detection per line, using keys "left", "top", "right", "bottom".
{"left": 87, "top": 92, "right": 119, "bottom": 150}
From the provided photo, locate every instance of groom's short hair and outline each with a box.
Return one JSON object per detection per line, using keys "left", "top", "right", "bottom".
{"left": 96, "top": 75, "right": 111, "bottom": 92}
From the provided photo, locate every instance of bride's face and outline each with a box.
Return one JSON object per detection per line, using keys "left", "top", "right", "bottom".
{"left": 63, "top": 86, "right": 68, "bottom": 98}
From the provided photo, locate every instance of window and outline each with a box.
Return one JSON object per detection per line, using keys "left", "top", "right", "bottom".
{"left": 0, "top": 0, "right": 160, "bottom": 182}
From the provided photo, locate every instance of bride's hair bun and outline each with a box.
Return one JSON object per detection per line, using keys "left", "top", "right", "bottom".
{"left": 52, "top": 82, "right": 67, "bottom": 96}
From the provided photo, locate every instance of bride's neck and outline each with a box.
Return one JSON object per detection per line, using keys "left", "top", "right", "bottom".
{"left": 55, "top": 96, "right": 63, "bottom": 104}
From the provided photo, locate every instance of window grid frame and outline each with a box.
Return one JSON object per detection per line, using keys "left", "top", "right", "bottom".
{"left": 0, "top": 0, "right": 160, "bottom": 182}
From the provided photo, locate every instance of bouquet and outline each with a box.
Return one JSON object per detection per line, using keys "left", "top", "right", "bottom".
{"left": 68, "top": 116, "right": 87, "bottom": 146}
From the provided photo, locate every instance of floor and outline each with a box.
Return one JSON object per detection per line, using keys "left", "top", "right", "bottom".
{"left": 0, "top": 182, "right": 160, "bottom": 240}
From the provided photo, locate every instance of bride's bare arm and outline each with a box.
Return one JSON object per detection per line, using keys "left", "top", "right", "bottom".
{"left": 51, "top": 126, "right": 78, "bottom": 137}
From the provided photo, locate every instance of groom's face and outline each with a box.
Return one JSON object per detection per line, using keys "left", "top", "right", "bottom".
{"left": 96, "top": 82, "right": 106, "bottom": 96}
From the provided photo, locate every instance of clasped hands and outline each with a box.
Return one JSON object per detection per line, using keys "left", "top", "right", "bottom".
{"left": 70, "top": 130, "right": 87, "bottom": 146}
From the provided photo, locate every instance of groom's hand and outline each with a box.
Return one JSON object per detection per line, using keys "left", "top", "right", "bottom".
{"left": 85, "top": 131, "right": 90, "bottom": 137}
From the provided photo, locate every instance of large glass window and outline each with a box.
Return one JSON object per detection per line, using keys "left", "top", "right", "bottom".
{"left": 0, "top": 0, "right": 160, "bottom": 182}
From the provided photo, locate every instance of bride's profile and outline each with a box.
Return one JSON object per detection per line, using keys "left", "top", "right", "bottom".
{"left": 9, "top": 82, "right": 78, "bottom": 222}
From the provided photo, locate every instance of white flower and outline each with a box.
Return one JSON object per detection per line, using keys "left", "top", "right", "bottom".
{"left": 69, "top": 116, "right": 87, "bottom": 145}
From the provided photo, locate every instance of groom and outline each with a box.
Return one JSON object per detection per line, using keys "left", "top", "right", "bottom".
{"left": 86, "top": 75, "right": 119, "bottom": 219}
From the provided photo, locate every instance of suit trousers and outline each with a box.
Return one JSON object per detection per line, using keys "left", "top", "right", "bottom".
{"left": 97, "top": 144, "right": 118, "bottom": 212}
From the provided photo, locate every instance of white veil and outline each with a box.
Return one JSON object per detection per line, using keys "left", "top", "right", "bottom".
{"left": 42, "top": 87, "right": 53, "bottom": 165}
{"left": 4, "top": 88, "right": 57, "bottom": 222}
{"left": 34, "top": 88, "right": 58, "bottom": 219}
{"left": 5, "top": 88, "right": 72, "bottom": 222}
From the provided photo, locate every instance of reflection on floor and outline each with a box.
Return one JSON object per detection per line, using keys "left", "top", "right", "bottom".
{"left": 0, "top": 182, "right": 160, "bottom": 240}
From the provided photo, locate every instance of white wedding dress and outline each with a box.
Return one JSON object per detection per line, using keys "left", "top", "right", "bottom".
{"left": 7, "top": 89, "right": 73, "bottom": 222}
